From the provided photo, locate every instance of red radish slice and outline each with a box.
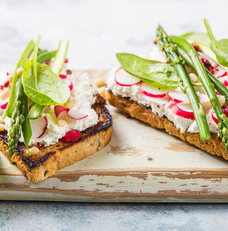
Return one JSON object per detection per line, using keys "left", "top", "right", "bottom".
{"left": 30, "top": 116, "right": 48, "bottom": 139}
{"left": 169, "top": 103, "right": 195, "bottom": 120}
{"left": 168, "top": 89, "right": 189, "bottom": 103}
{"left": 115, "top": 68, "right": 141, "bottom": 87}
{"left": 0, "top": 97, "right": 9, "bottom": 110}
{"left": 212, "top": 108, "right": 228, "bottom": 124}
{"left": 54, "top": 105, "right": 67, "bottom": 119}
{"left": 224, "top": 80, "right": 228, "bottom": 87}
{"left": 65, "top": 58, "right": 69, "bottom": 64}
{"left": 143, "top": 95, "right": 169, "bottom": 105}
{"left": 61, "top": 130, "right": 81, "bottom": 143}
{"left": 213, "top": 66, "right": 227, "bottom": 78}
{"left": 140, "top": 83, "right": 168, "bottom": 98}
{"left": 67, "top": 109, "right": 88, "bottom": 120}
{"left": 59, "top": 74, "right": 67, "bottom": 79}
{"left": 64, "top": 78, "right": 73, "bottom": 91}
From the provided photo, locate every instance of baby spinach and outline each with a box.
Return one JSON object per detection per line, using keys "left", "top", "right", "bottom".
{"left": 37, "top": 50, "right": 57, "bottom": 63}
{"left": 181, "top": 32, "right": 210, "bottom": 47}
{"left": 22, "top": 60, "right": 70, "bottom": 106}
{"left": 204, "top": 19, "right": 228, "bottom": 67}
{"left": 116, "top": 53, "right": 179, "bottom": 88}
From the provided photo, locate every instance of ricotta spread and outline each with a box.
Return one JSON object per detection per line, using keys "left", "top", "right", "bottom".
{"left": 2, "top": 70, "right": 99, "bottom": 147}
{"left": 106, "top": 48, "right": 223, "bottom": 135}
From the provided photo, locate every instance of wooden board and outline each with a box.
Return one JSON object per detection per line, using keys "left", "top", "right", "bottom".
{"left": 1, "top": 69, "right": 228, "bottom": 202}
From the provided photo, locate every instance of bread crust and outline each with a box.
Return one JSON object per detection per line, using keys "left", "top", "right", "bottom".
{"left": 0, "top": 95, "right": 113, "bottom": 182}
{"left": 106, "top": 91, "right": 228, "bottom": 160}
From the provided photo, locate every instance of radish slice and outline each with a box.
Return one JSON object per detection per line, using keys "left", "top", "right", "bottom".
{"left": 60, "top": 74, "right": 67, "bottom": 79}
{"left": 61, "top": 130, "right": 81, "bottom": 143}
{"left": 115, "top": 68, "right": 141, "bottom": 87}
{"left": 143, "top": 95, "right": 169, "bottom": 105}
{"left": 168, "top": 89, "right": 189, "bottom": 103}
{"left": 54, "top": 105, "right": 67, "bottom": 119}
{"left": 149, "top": 48, "right": 167, "bottom": 63}
{"left": 214, "top": 66, "right": 227, "bottom": 78}
{"left": 212, "top": 108, "right": 228, "bottom": 124}
{"left": 67, "top": 109, "right": 88, "bottom": 120}
{"left": 0, "top": 97, "right": 9, "bottom": 110}
{"left": 30, "top": 116, "right": 48, "bottom": 139}
{"left": 64, "top": 78, "right": 73, "bottom": 91}
{"left": 169, "top": 103, "right": 195, "bottom": 120}
{"left": 140, "top": 83, "right": 168, "bottom": 98}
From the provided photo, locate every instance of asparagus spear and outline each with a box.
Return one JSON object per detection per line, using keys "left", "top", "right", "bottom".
{"left": 171, "top": 35, "right": 228, "bottom": 151}
{"left": 177, "top": 45, "right": 228, "bottom": 100}
{"left": 156, "top": 26, "right": 211, "bottom": 140}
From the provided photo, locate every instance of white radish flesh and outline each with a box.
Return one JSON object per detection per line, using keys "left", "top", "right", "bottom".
{"left": 30, "top": 116, "right": 48, "bottom": 139}
{"left": 0, "top": 97, "right": 9, "bottom": 110}
{"left": 169, "top": 103, "right": 195, "bottom": 120}
{"left": 168, "top": 89, "right": 189, "bottom": 103}
{"left": 143, "top": 95, "right": 169, "bottom": 105}
{"left": 115, "top": 68, "right": 141, "bottom": 87}
{"left": 67, "top": 109, "right": 88, "bottom": 120}
{"left": 140, "top": 83, "right": 168, "bottom": 98}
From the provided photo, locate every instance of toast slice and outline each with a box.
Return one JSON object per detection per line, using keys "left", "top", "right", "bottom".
{"left": 106, "top": 90, "right": 228, "bottom": 160}
{"left": 0, "top": 94, "right": 113, "bottom": 182}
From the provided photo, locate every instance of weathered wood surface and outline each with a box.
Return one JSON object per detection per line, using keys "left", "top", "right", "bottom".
{"left": 1, "top": 69, "right": 228, "bottom": 202}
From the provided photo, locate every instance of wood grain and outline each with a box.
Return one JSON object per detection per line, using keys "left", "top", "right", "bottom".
{"left": 1, "top": 69, "right": 228, "bottom": 202}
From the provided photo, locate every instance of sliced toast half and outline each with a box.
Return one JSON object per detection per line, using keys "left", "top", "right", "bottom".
{"left": 0, "top": 94, "right": 113, "bottom": 182}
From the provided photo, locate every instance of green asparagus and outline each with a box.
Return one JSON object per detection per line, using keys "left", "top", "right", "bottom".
{"left": 171, "top": 35, "right": 228, "bottom": 151}
{"left": 156, "top": 26, "right": 211, "bottom": 140}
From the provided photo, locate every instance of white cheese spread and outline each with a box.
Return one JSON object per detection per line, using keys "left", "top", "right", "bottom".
{"left": 106, "top": 49, "right": 223, "bottom": 135}
{"left": 2, "top": 70, "right": 99, "bottom": 147}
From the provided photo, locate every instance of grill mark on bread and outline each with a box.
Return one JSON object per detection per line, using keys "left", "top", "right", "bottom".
{"left": 0, "top": 94, "right": 113, "bottom": 173}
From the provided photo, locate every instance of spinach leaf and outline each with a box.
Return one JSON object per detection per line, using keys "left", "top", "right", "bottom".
{"left": 116, "top": 53, "right": 179, "bottom": 88}
{"left": 181, "top": 32, "right": 211, "bottom": 47}
{"left": 37, "top": 50, "right": 57, "bottom": 63}
{"left": 204, "top": 19, "right": 228, "bottom": 67}
{"left": 22, "top": 60, "right": 70, "bottom": 105}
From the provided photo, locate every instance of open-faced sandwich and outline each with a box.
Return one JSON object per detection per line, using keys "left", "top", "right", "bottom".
{"left": 106, "top": 19, "right": 228, "bottom": 160}
{"left": 0, "top": 36, "right": 113, "bottom": 182}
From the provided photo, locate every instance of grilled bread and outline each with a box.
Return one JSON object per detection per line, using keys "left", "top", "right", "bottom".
{"left": 106, "top": 91, "right": 228, "bottom": 160}
{"left": 0, "top": 95, "right": 113, "bottom": 182}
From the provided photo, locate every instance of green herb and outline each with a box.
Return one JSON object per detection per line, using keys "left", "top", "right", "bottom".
{"left": 204, "top": 19, "right": 228, "bottom": 67}
{"left": 22, "top": 60, "right": 70, "bottom": 106}
{"left": 27, "top": 41, "right": 69, "bottom": 119}
{"left": 38, "top": 48, "right": 48, "bottom": 56}
{"left": 171, "top": 35, "right": 228, "bottom": 151}
{"left": 51, "top": 41, "right": 68, "bottom": 75}
{"left": 116, "top": 53, "right": 179, "bottom": 88}
{"left": 37, "top": 50, "right": 57, "bottom": 63}
{"left": 5, "top": 40, "right": 35, "bottom": 118}
{"left": 32, "top": 35, "right": 41, "bottom": 91}
{"left": 156, "top": 26, "right": 211, "bottom": 140}
{"left": 181, "top": 32, "right": 210, "bottom": 47}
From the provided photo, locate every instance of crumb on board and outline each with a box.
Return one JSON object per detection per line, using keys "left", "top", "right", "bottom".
{"left": 145, "top": 153, "right": 153, "bottom": 160}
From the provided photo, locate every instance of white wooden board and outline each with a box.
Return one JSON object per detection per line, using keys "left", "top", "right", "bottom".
{"left": 1, "top": 70, "right": 228, "bottom": 202}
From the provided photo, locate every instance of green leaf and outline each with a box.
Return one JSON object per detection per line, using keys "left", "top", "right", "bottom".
{"left": 210, "top": 43, "right": 228, "bottom": 66}
{"left": 21, "top": 93, "right": 32, "bottom": 148}
{"left": 32, "top": 35, "right": 41, "bottom": 91}
{"left": 218, "top": 39, "right": 228, "bottom": 54}
{"left": 22, "top": 60, "right": 70, "bottom": 106}
{"left": 116, "top": 53, "right": 179, "bottom": 88}
{"left": 181, "top": 32, "right": 211, "bottom": 47}
{"left": 5, "top": 40, "right": 35, "bottom": 118}
{"left": 27, "top": 103, "right": 44, "bottom": 119}
{"left": 51, "top": 41, "right": 68, "bottom": 75}
{"left": 37, "top": 50, "right": 57, "bottom": 63}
